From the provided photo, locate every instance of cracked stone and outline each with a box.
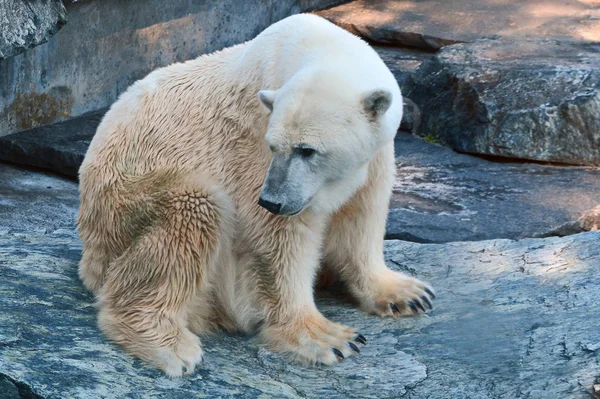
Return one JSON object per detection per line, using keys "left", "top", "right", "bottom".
{"left": 373, "top": 46, "right": 432, "bottom": 134}
{"left": 0, "top": 228, "right": 598, "bottom": 398}
{"left": 402, "top": 39, "right": 600, "bottom": 165}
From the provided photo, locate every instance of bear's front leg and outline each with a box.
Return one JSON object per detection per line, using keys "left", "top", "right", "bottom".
{"left": 256, "top": 218, "right": 365, "bottom": 365}
{"left": 324, "top": 145, "right": 436, "bottom": 318}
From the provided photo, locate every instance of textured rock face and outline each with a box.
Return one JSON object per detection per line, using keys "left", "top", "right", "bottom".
{"left": 0, "top": 0, "right": 67, "bottom": 59}
{"left": 315, "top": 0, "right": 600, "bottom": 51}
{"left": 403, "top": 40, "right": 600, "bottom": 165}
{"left": 0, "top": 228, "right": 598, "bottom": 398}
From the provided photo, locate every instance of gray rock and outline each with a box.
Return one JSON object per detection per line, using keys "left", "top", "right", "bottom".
{"left": 0, "top": 228, "right": 598, "bottom": 398}
{"left": 403, "top": 39, "right": 600, "bottom": 165}
{"left": 374, "top": 46, "right": 433, "bottom": 87}
{"left": 0, "top": 0, "right": 67, "bottom": 59}
{"left": 0, "top": 110, "right": 104, "bottom": 178}
{"left": 388, "top": 133, "right": 600, "bottom": 243}
{"left": 315, "top": 0, "right": 600, "bottom": 51}
{"left": 0, "top": 163, "right": 79, "bottom": 232}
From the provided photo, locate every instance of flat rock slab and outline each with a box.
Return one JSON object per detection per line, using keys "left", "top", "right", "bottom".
{"left": 388, "top": 133, "right": 600, "bottom": 243}
{"left": 0, "top": 163, "right": 79, "bottom": 232}
{"left": 0, "top": 110, "right": 104, "bottom": 177}
{"left": 0, "top": 0, "right": 67, "bottom": 59}
{"left": 1, "top": 228, "right": 599, "bottom": 398}
{"left": 403, "top": 39, "right": 600, "bottom": 165}
{"left": 315, "top": 0, "right": 600, "bottom": 50}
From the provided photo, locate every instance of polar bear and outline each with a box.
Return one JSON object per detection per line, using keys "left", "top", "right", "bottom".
{"left": 78, "top": 14, "right": 435, "bottom": 377}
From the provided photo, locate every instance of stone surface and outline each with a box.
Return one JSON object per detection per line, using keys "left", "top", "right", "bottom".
{"left": 387, "top": 133, "right": 600, "bottom": 243}
{"left": 0, "top": 110, "right": 104, "bottom": 177}
{"left": 0, "top": 0, "right": 67, "bottom": 59}
{"left": 0, "top": 163, "right": 79, "bottom": 232}
{"left": 315, "top": 0, "right": 600, "bottom": 51}
{"left": 0, "top": 0, "right": 345, "bottom": 137}
{"left": 402, "top": 39, "right": 600, "bottom": 165}
{"left": 0, "top": 228, "right": 598, "bottom": 398}
{"left": 374, "top": 45, "right": 433, "bottom": 87}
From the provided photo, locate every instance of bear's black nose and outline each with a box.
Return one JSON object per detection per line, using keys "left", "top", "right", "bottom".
{"left": 258, "top": 197, "right": 282, "bottom": 215}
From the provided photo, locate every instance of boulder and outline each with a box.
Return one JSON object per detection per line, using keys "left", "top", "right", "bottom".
{"left": 388, "top": 133, "right": 600, "bottom": 242}
{"left": 0, "top": 228, "right": 598, "bottom": 398}
{"left": 402, "top": 39, "right": 600, "bottom": 165}
{"left": 315, "top": 0, "right": 600, "bottom": 51}
{"left": 0, "top": 0, "right": 67, "bottom": 59}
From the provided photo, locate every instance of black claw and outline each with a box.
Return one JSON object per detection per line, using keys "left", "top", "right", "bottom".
{"left": 414, "top": 298, "right": 427, "bottom": 313}
{"left": 182, "top": 366, "right": 188, "bottom": 374}
{"left": 354, "top": 333, "right": 367, "bottom": 345}
{"left": 332, "top": 348, "right": 345, "bottom": 360}
{"left": 408, "top": 300, "right": 419, "bottom": 314}
{"left": 390, "top": 303, "right": 401, "bottom": 314}
{"left": 425, "top": 288, "right": 436, "bottom": 299}
{"left": 422, "top": 295, "right": 433, "bottom": 310}
{"left": 347, "top": 342, "right": 360, "bottom": 353}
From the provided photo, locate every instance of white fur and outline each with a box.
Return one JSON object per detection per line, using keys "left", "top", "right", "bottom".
{"left": 78, "top": 14, "right": 433, "bottom": 377}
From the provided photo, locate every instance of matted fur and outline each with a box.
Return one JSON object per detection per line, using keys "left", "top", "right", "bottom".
{"left": 78, "top": 14, "right": 435, "bottom": 377}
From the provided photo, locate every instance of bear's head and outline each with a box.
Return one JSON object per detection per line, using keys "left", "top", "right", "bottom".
{"left": 257, "top": 66, "right": 401, "bottom": 217}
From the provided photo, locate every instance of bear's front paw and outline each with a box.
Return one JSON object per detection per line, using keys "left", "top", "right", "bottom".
{"left": 359, "top": 269, "right": 436, "bottom": 318}
{"left": 144, "top": 328, "right": 205, "bottom": 378}
{"left": 260, "top": 312, "right": 366, "bottom": 365}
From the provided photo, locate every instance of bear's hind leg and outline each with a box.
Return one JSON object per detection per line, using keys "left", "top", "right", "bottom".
{"left": 97, "top": 181, "right": 232, "bottom": 377}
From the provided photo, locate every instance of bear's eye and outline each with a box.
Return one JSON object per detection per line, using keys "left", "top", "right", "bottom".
{"left": 296, "top": 147, "right": 317, "bottom": 159}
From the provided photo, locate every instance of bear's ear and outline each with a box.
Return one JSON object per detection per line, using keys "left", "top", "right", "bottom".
{"left": 258, "top": 90, "right": 277, "bottom": 112}
{"left": 362, "top": 89, "right": 392, "bottom": 119}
